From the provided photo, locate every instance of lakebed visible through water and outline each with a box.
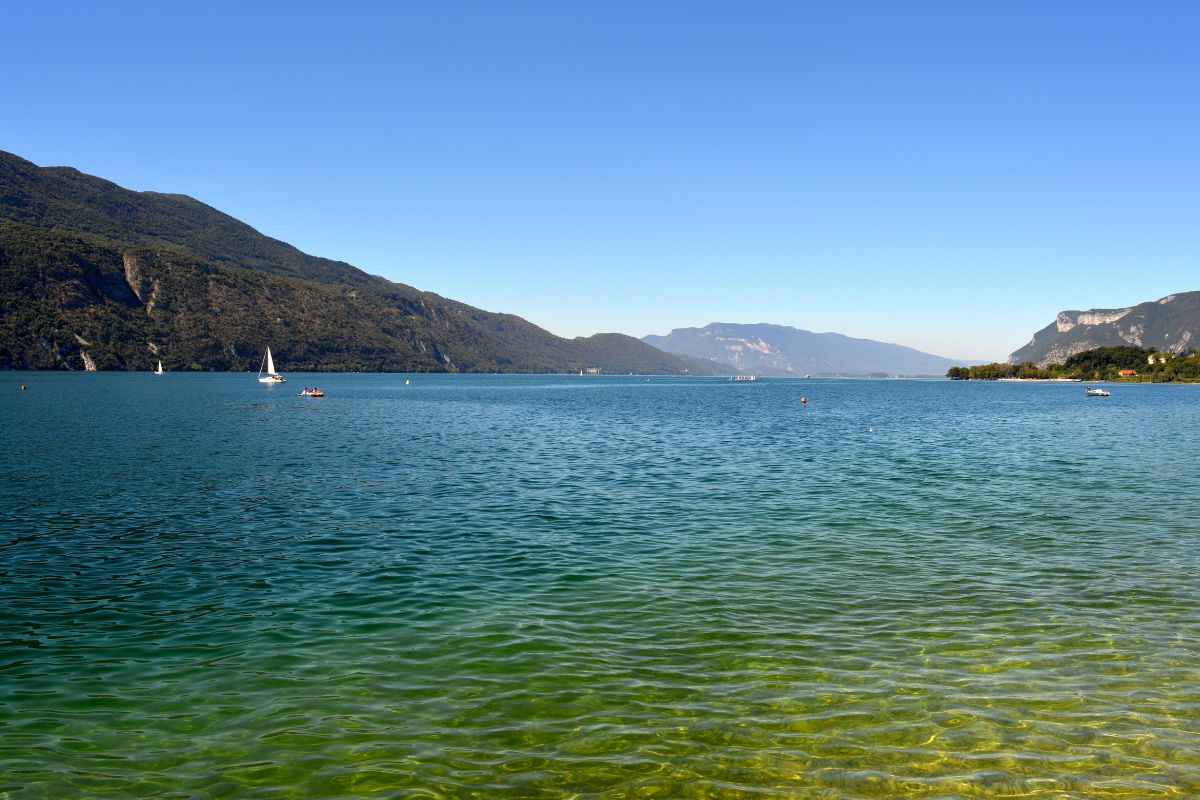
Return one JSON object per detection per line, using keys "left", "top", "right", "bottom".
{"left": 2, "top": 373, "right": 1198, "bottom": 799}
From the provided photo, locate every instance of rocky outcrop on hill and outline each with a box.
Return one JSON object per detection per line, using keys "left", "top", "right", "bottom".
{"left": 1009, "top": 292, "right": 1200, "bottom": 367}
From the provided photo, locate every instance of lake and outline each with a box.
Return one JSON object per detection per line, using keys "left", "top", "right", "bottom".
{"left": 2, "top": 374, "right": 1198, "bottom": 798}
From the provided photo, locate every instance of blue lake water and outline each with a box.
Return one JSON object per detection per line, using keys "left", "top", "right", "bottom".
{"left": 2, "top": 373, "right": 1199, "bottom": 798}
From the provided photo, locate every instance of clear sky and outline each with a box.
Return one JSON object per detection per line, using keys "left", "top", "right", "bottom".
{"left": 4, "top": 1, "right": 1197, "bottom": 361}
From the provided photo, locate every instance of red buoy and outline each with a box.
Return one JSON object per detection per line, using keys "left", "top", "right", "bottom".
{"left": 800, "top": 396, "right": 807, "bottom": 404}
{"left": 21, "top": 385, "right": 27, "bottom": 391}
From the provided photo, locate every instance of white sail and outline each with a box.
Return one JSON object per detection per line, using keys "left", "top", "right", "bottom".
{"left": 258, "top": 346, "right": 285, "bottom": 383}
{"left": 154, "top": 360, "right": 163, "bottom": 375}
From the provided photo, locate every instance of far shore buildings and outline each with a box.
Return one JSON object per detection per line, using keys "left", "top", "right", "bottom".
{"left": 1119, "top": 369, "right": 1138, "bottom": 377}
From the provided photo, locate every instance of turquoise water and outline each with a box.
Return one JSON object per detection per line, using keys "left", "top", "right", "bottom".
{"left": 2, "top": 374, "right": 1199, "bottom": 799}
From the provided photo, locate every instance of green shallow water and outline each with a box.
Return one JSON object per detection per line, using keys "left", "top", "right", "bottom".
{"left": 2, "top": 374, "right": 1199, "bottom": 799}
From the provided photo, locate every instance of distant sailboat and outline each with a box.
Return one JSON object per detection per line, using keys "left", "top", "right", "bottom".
{"left": 153, "top": 360, "right": 164, "bottom": 375}
{"left": 258, "top": 347, "right": 286, "bottom": 383}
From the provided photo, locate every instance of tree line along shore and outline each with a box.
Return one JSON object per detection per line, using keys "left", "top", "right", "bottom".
{"left": 948, "top": 346, "right": 1200, "bottom": 382}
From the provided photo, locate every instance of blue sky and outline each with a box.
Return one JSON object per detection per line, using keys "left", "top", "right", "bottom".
{"left": 4, "top": 1, "right": 1197, "bottom": 361}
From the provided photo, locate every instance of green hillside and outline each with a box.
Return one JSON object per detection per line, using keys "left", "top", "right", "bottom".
{"left": 0, "top": 151, "right": 365, "bottom": 285}
{"left": 948, "top": 345, "right": 1200, "bottom": 382}
{"left": 0, "top": 151, "right": 713, "bottom": 374}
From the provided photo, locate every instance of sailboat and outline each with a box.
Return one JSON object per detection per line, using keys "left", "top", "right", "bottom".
{"left": 153, "top": 360, "right": 164, "bottom": 375}
{"left": 257, "top": 347, "right": 286, "bottom": 384}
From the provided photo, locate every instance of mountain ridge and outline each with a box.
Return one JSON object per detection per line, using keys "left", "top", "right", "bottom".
{"left": 0, "top": 151, "right": 714, "bottom": 374}
{"left": 644, "top": 322, "right": 967, "bottom": 376}
{"left": 1009, "top": 291, "right": 1200, "bottom": 367}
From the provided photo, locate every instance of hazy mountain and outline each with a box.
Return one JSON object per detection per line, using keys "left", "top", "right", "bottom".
{"left": 0, "top": 150, "right": 713, "bottom": 374}
{"left": 1010, "top": 291, "right": 1200, "bottom": 367}
{"left": 643, "top": 322, "right": 965, "bottom": 376}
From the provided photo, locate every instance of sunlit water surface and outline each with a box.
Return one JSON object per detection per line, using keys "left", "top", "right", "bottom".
{"left": 2, "top": 374, "right": 1199, "bottom": 799}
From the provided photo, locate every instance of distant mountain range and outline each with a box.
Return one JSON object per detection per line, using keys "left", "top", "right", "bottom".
{"left": 643, "top": 322, "right": 966, "bottom": 376}
{"left": 1010, "top": 291, "right": 1200, "bottom": 367}
{"left": 0, "top": 151, "right": 715, "bottom": 374}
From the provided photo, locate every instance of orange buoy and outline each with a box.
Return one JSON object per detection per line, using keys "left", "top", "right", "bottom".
{"left": 800, "top": 396, "right": 807, "bottom": 404}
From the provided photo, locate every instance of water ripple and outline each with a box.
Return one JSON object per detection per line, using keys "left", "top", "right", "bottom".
{"left": 2, "top": 375, "right": 1199, "bottom": 797}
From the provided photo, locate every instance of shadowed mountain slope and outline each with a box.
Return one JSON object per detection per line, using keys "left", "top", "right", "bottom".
{"left": 0, "top": 151, "right": 712, "bottom": 374}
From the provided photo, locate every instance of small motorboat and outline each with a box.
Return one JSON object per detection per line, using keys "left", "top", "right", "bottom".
{"left": 298, "top": 387, "right": 325, "bottom": 397}
{"left": 1085, "top": 386, "right": 1110, "bottom": 397}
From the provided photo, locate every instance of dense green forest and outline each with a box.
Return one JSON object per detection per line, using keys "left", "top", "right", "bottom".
{"left": 0, "top": 150, "right": 718, "bottom": 374}
{"left": 947, "top": 346, "right": 1200, "bottom": 382}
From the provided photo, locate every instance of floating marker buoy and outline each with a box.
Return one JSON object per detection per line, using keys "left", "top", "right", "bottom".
{"left": 21, "top": 385, "right": 27, "bottom": 391}
{"left": 800, "top": 396, "right": 807, "bottom": 404}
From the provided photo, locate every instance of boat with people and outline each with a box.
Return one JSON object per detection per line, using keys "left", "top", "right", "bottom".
{"left": 1085, "top": 386, "right": 1110, "bottom": 397}
{"left": 298, "top": 387, "right": 325, "bottom": 397}
{"left": 257, "top": 347, "right": 285, "bottom": 384}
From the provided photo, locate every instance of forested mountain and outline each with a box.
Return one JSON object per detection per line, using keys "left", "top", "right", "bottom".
{"left": 643, "top": 322, "right": 964, "bottom": 376}
{"left": 0, "top": 151, "right": 713, "bottom": 374}
{"left": 1009, "top": 292, "right": 1200, "bottom": 367}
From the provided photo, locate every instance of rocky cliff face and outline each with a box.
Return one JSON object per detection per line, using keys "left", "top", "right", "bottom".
{"left": 1009, "top": 292, "right": 1200, "bottom": 366}
{"left": 654, "top": 329, "right": 791, "bottom": 373}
